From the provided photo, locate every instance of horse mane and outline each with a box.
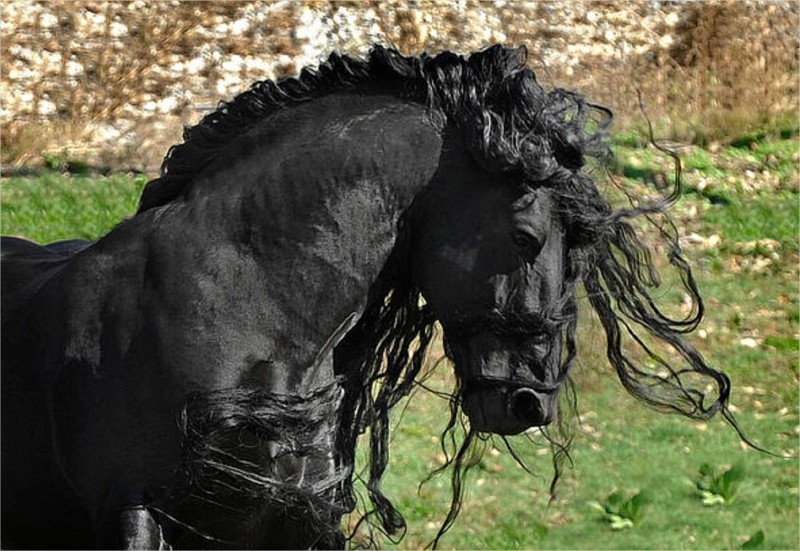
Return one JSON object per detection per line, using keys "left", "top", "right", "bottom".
{"left": 137, "top": 44, "right": 605, "bottom": 213}
{"left": 146, "top": 45, "right": 749, "bottom": 545}
{"left": 137, "top": 46, "right": 425, "bottom": 212}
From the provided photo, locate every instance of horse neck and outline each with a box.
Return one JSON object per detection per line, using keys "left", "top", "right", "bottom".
{"left": 162, "top": 94, "right": 444, "bottom": 391}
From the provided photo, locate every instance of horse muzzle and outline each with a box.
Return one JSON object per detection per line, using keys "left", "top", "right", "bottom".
{"left": 447, "top": 329, "right": 563, "bottom": 435}
{"left": 462, "top": 383, "right": 557, "bottom": 435}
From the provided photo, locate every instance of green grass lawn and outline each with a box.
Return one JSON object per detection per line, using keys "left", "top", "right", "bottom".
{"left": 1, "top": 172, "right": 146, "bottom": 241}
{"left": 1, "top": 136, "right": 797, "bottom": 550}
{"left": 369, "top": 368, "right": 797, "bottom": 550}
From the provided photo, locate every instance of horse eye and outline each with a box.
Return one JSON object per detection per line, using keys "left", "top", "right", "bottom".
{"left": 513, "top": 229, "right": 545, "bottom": 260}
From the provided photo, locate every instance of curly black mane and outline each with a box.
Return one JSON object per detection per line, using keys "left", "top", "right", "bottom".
{"left": 145, "top": 45, "right": 748, "bottom": 546}
{"left": 138, "top": 45, "right": 606, "bottom": 213}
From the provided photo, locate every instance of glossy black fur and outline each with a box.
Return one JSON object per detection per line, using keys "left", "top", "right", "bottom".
{"left": 2, "top": 46, "right": 740, "bottom": 549}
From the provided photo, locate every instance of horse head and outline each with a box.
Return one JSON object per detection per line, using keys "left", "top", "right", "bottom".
{"left": 398, "top": 54, "right": 599, "bottom": 436}
{"left": 410, "top": 147, "right": 569, "bottom": 435}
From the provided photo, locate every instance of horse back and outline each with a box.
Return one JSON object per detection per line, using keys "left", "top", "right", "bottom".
{"left": 1, "top": 236, "right": 92, "bottom": 325}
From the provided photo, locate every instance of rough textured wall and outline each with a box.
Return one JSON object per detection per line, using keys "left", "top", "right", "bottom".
{"left": 2, "top": 0, "right": 797, "bottom": 170}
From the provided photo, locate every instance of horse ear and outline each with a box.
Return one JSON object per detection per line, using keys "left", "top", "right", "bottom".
{"left": 490, "top": 44, "right": 528, "bottom": 68}
{"left": 468, "top": 45, "right": 528, "bottom": 82}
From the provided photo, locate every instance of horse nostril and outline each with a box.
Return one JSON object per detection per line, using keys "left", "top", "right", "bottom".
{"left": 508, "top": 388, "right": 546, "bottom": 426}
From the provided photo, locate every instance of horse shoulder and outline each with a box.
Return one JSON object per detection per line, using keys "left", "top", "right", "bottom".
{"left": 45, "top": 220, "right": 151, "bottom": 375}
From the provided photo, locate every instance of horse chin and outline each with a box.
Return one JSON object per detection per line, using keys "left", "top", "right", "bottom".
{"left": 461, "top": 385, "right": 557, "bottom": 436}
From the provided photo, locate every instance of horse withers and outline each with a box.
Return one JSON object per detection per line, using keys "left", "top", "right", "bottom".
{"left": 2, "top": 46, "right": 743, "bottom": 549}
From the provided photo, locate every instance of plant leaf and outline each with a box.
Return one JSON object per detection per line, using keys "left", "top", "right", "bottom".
{"left": 701, "top": 492, "right": 725, "bottom": 506}
{"left": 626, "top": 492, "right": 650, "bottom": 523}
{"left": 610, "top": 516, "right": 634, "bottom": 531}
{"left": 606, "top": 491, "right": 624, "bottom": 511}
{"left": 741, "top": 530, "right": 765, "bottom": 550}
{"left": 727, "top": 464, "right": 745, "bottom": 482}
{"left": 714, "top": 464, "right": 744, "bottom": 501}
{"left": 587, "top": 501, "right": 608, "bottom": 515}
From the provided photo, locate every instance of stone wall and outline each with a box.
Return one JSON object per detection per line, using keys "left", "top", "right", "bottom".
{"left": 2, "top": 0, "right": 796, "bottom": 171}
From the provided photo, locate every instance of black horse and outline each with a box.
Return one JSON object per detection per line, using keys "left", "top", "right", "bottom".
{"left": 2, "top": 46, "right": 743, "bottom": 549}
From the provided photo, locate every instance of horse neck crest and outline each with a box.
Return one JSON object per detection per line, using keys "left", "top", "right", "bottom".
{"left": 137, "top": 44, "right": 610, "bottom": 214}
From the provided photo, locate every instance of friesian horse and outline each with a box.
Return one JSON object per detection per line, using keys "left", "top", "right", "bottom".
{"left": 2, "top": 46, "right": 745, "bottom": 549}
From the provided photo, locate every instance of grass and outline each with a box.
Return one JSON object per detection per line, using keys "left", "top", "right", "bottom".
{"left": 698, "top": 194, "right": 797, "bottom": 248}
{"left": 0, "top": 171, "right": 146, "bottom": 242}
{"left": 0, "top": 135, "right": 797, "bottom": 550}
{"left": 338, "top": 371, "right": 796, "bottom": 549}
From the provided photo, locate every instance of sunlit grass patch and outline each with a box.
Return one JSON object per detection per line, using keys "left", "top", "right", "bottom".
{"left": 0, "top": 171, "right": 146, "bottom": 243}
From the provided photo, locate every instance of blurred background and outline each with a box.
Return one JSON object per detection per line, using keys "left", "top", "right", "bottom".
{"left": 1, "top": 0, "right": 797, "bottom": 171}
